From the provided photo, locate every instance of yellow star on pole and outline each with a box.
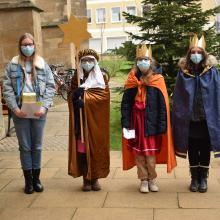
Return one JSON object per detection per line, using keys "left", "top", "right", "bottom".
{"left": 59, "top": 16, "right": 91, "bottom": 48}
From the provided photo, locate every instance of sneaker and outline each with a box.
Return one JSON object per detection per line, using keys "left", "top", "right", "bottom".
{"left": 139, "top": 180, "right": 149, "bottom": 193}
{"left": 148, "top": 179, "right": 159, "bottom": 192}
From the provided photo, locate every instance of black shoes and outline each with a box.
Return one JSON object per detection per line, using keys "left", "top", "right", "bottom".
{"left": 23, "top": 169, "right": 44, "bottom": 194}
{"left": 198, "top": 167, "right": 209, "bottom": 193}
{"left": 32, "top": 169, "right": 44, "bottom": 192}
{"left": 23, "top": 169, "right": 34, "bottom": 194}
{"left": 189, "top": 167, "right": 199, "bottom": 192}
{"left": 189, "top": 167, "right": 209, "bottom": 193}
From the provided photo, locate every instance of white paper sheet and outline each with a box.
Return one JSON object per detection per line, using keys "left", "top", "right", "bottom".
{"left": 21, "top": 102, "right": 42, "bottom": 119}
{"left": 123, "top": 128, "right": 135, "bottom": 139}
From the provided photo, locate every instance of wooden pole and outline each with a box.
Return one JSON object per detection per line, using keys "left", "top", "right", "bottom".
{"left": 75, "top": 46, "right": 84, "bottom": 143}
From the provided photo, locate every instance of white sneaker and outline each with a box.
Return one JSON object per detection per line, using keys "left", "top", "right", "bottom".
{"left": 139, "top": 180, "right": 149, "bottom": 193}
{"left": 148, "top": 179, "right": 159, "bottom": 192}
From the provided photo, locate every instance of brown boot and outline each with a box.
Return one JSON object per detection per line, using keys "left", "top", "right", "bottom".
{"left": 91, "top": 179, "right": 101, "bottom": 191}
{"left": 82, "top": 178, "right": 91, "bottom": 192}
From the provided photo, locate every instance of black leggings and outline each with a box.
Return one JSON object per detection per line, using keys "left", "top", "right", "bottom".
{"left": 188, "top": 138, "right": 211, "bottom": 167}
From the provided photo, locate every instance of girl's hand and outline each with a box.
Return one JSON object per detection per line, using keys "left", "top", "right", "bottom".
{"left": 34, "top": 107, "right": 46, "bottom": 117}
{"left": 13, "top": 108, "right": 27, "bottom": 118}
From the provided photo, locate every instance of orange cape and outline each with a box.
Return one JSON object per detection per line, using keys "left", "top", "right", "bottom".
{"left": 122, "top": 71, "right": 177, "bottom": 173}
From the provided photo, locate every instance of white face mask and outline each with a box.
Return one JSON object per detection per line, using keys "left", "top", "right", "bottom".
{"left": 81, "top": 62, "right": 95, "bottom": 72}
{"left": 190, "top": 53, "right": 203, "bottom": 64}
{"left": 21, "top": 45, "right": 35, "bottom": 57}
{"left": 137, "top": 60, "right": 151, "bottom": 72}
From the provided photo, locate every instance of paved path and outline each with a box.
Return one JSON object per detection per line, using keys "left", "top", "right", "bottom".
{"left": 0, "top": 103, "right": 220, "bottom": 220}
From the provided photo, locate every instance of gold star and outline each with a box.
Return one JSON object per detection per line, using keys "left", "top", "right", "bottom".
{"left": 59, "top": 16, "right": 91, "bottom": 48}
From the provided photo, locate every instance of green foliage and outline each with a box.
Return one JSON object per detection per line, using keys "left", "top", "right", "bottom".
{"left": 124, "top": 0, "right": 220, "bottom": 67}
{"left": 110, "top": 89, "right": 122, "bottom": 150}
{"left": 99, "top": 59, "right": 125, "bottom": 77}
{"left": 121, "top": 0, "right": 220, "bottom": 95}
{"left": 114, "top": 41, "right": 136, "bottom": 61}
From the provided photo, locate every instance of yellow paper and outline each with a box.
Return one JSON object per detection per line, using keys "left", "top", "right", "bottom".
{"left": 22, "top": 92, "right": 37, "bottom": 103}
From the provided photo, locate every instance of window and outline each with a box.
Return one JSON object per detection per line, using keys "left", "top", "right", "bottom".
{"left": 107, "top": 37, "right": 126, "bottom": 49}
{"left": 111, "top": 7, "right": 121, "bottom": 22}
{"left": 126, "top": 6, "right": 136, "bottom": 16}
{"left": 87, "top": 9, "right": 92, "bottom": 23}
{"left": 96, "top": 8, "right": 106, "bottom": 23}
{"left": 89, "top": 38, "right": 102, "bottom": 53}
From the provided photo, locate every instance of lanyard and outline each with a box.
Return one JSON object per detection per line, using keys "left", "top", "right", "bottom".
{"left": 16, "top": 65, "right": 22, "bottom": 96}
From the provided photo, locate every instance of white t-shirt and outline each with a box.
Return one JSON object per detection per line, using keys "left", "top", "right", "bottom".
{"left": 23, "top": 61, "right": 34, "bottom": 93}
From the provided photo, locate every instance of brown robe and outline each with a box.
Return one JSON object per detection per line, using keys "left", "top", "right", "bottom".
{"left": 68, "top": 73, "right": 110, "bottom": 180}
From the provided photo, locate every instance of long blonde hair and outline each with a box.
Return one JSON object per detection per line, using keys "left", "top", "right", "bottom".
{"left": 18, "top": 33, "right": 37, "bottom": 81}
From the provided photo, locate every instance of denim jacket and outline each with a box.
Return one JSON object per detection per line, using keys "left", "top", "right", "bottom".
{"left": 3, "top": 55, "right": 55, "bottom": 110}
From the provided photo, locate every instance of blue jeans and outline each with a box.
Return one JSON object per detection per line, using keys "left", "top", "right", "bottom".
{"left": 12, "top": 113, "right": 46, "bottom": 170}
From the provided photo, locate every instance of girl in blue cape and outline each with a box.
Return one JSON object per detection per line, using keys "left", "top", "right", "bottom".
{"left": 172, "top": 34, "right": 220, "bottom": 193}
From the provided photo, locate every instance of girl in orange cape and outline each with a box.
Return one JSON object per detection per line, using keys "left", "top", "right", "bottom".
{"left": 121, "top": 45, "right": 176, "bottom": 193}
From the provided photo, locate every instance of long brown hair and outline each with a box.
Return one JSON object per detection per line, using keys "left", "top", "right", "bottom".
{"left": 185, "top": 47, "right": 208, "bottom": 73}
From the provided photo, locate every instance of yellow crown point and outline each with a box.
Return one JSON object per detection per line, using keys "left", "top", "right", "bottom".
{"left": 189, "top": 34, "right": 206, "bottom": 50}
{"left": 136, "top": 44, "right": 152, "bottom": 59}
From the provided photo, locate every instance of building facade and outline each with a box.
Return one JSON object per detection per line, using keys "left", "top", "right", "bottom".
{"left": 87, "top": 0, "right": 220, "bottom": 54}
{"left": 0, "top": 0, "right": 87, "bottom": 78}
{"left": 87, "top": 0, "right": 143, "bottom": 53}
{"left": 0, "top": 0, "right": 87, "bottom": 139}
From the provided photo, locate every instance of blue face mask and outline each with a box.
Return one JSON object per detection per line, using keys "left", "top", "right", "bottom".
{"left": 21, "top": 45, "right": 35, "bottom": 57}
{"left": 137, "top": 60, "right": 151, "bottom": 72}
{"left": 190, "top": 53, "right": 203, "bottom": 64}
{"left": 81, "top": 62, "right": 95, "bottom": 72}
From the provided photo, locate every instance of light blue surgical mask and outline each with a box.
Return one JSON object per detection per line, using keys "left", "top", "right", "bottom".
{"left": 190, "top": 53, "right": 203, "bottom": 64}
{"left": 137, "top": 60, "right": 151, "bottom": 72}
{"left": 21, "top": 45, "right": 35, "bottom": 57}
{"left": 81, "top": 62, "right": 95, "bottom": 72}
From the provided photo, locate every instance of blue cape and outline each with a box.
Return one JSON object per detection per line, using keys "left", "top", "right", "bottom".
{"left": 172, "top": 66, "right": 220, "bottom": 158}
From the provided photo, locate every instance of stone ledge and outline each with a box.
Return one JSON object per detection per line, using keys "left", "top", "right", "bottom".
{"left": 0, "top": 1, "right": 43, "bottom": 12}
{"left": 41, "top": 18, "right": 68, "bottom": 28}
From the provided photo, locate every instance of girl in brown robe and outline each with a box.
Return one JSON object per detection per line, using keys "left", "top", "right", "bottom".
{"left": 68, "top": 49, "right": 110, "bottom": 191}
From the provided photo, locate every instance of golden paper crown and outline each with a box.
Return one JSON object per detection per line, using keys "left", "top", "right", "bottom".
{"left": 78, "top": 49, "right": 99, "bottom": 61}
{"left": 136, "top": 44, "right": 152, "bottom": 59}
{"left": 189, "top": 34, "right": 206, "bottom": 50}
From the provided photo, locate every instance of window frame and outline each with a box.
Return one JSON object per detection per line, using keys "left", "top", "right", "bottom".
{"left": 111, "top": 7, "right": 122, "bottom": 23}
{"left": 96, "top": 8, "right": 106, "bottom": 24}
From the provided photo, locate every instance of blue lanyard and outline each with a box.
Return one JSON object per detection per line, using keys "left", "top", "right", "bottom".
{"left": 16, "top": 65, "right": 22, "bottom": 96}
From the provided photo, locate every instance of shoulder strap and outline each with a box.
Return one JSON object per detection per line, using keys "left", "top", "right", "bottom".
{"left": 16, "top": 65, "right": 22, "bottom": 96}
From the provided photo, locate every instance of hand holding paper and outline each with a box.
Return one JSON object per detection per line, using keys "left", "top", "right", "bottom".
{"left": 13, "top": 108, "right": 27, "bottom": 118}
{"left": 123, "top": 128, "right": 135, "bottom": 139}
{"left": 34, "top": 107, "right": 46, "bottom": 117}
{"left": 21, "top": 102, "right": 42, "bottom": 119}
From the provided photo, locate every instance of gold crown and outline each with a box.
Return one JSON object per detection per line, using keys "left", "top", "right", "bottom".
{"left": 189, "top": 34, "right": 206, "bottom": 50}
{"left": 136, "top": 44, "right": 152, "bottom": 59}
{"left": 78, "top": 49, "right": 99, "bottom": 61}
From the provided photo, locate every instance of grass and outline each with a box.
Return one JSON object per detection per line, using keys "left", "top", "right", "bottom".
{"left": 53, "top": 58, "right": 133, "bottom": 151}
{"left": 99, "top": 58, "right": 133, "bottom": 150}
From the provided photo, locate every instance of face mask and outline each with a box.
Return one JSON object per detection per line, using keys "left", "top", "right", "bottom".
{"left": 81, "top": 62, "right": 95, "bottom": 72}
{"left": 190, "top": 53, "right": 203, "bottom": 64}
{"left": 21, "top": 45, "right": 35, "bottom": 57}
{"left": 137, "top": 60, "right": 151, "bottom": 72}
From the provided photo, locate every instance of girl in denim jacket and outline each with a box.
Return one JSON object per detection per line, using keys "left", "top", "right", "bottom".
{"left": 3, "top": 33, "right": 55, "bottom": 194}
